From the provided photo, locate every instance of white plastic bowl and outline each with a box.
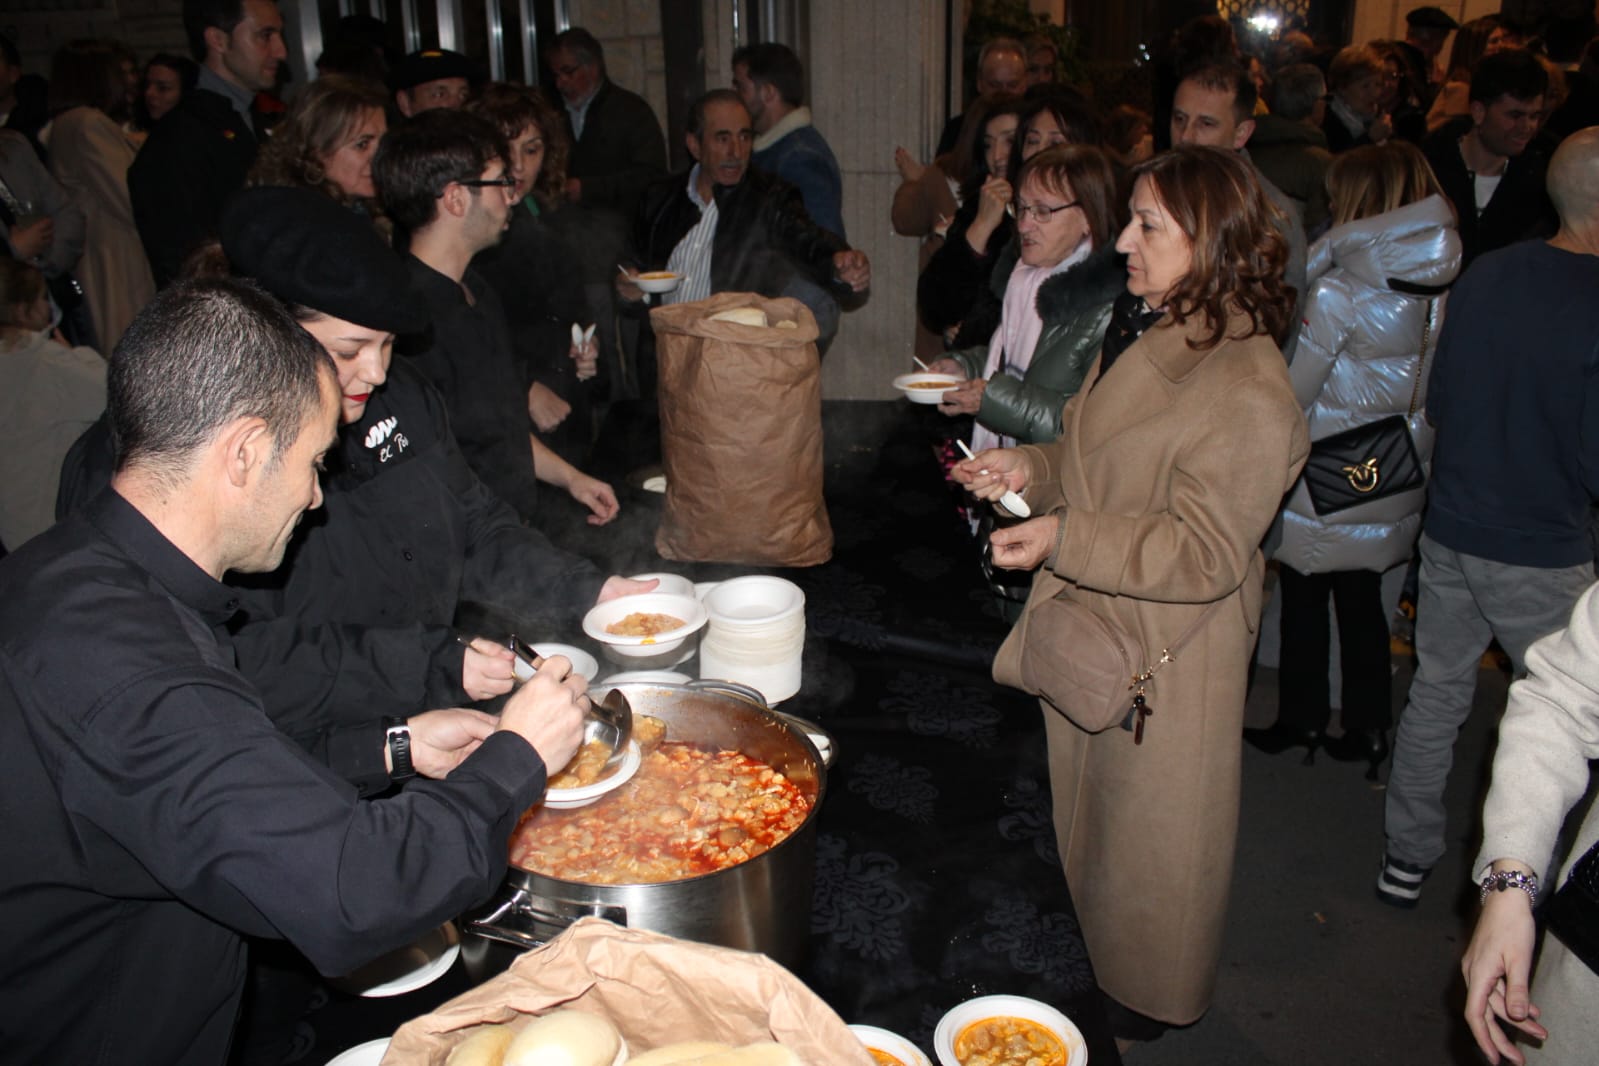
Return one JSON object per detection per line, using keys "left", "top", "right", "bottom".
{"left": 629, "top": 571, "right": 696, "bottom": 598}
{"left": 634, "top": 271, "right": 681, "bottom": 294}
{"left": 933, "top": 994, "right": 1086, "bottom": 1066}
{"left": 701, "top": 576, "right": 805, "bottom": 628}
{"left": 894, "top": 372, "right": 960, "bottom": 405}
{"left": 583, "top": 593, "right": 708, "bottom": 656}
{"left": 850, "top": 1024, "right": 932, "bottom": 1066}
{"left": 324, "top": 1038, "right": 390, "bottom": 1066}
{"left": 511, "top": 643, "right": 600, "bottom": 683}
{"left": 543, "top": 741, "right": 642, "bottom": 809}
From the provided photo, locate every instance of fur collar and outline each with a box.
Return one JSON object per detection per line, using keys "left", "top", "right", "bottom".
{"left": 754, "top": 106, "right": 814, "bottom": 152}
{"left": 1035, "top": 243, "right": 1128, "bottom": 322}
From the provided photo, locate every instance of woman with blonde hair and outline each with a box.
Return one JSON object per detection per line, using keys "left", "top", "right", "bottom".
{"left": 1247, "top": 141, "right": 1460, "bottom": 773}
{"left": 248, "top": 74, "right": 389, "bottom": 214}
{"left": 953, "top": 145, "right": 1308, "bottom": 1041}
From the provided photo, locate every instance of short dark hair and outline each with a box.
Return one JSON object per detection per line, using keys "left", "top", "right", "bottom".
{"left": 373, "top": 109, "right": 508, "bottom": 233}
{"left": 1270, "top": 63, "right": 1326, "bottom": 121}
{"left": 1470, "top": 48, "right": 1549, "bottom": 105}
{"left": 108, "top": 277, "right": 332, "bottom": 475}
{"left": 184, "top": 0, "right": 250, "bottom": 63}
{"left": 147, "top": 52, "right": 201, "bottom": 96}
{"left": 731, "top": 42, "right": 804, "bottom": 108}
{"left": 1178, "top": 61, "right": 1257, "bottom": 125}
{"left": 547, "top": 28, "right": 604, "bottom": 73}
{"left": 47, "top": 39, "right": 127, "bottom": 118}
{"left": 687, "top": 88, "right": 747, "bottom": 138}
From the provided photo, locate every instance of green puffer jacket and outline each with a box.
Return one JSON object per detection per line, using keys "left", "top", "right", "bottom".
{"left": 950, "top": 241, "right": 1126, "bottom": 444}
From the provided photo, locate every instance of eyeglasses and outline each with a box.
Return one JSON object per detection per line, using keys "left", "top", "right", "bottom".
{"left": 1007, "top": 200, "right": 1080, "bottom": 223}
{"left": 458, "top": 176, "right": 517, "bottom": 189}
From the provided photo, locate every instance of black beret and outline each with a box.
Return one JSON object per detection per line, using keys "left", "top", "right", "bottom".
{"left": 219, "top": 186, "right": 426, "bottom": 335}
{"left": 1406, "top": 6, "right": 1460, "bottom": 30}
{"left": 389, "top": 48, "right": 477, "bottom": 92}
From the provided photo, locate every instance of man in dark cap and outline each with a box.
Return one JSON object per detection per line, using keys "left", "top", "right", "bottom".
{"left": 392, "top": 47, "right": 475, "bottom": 116}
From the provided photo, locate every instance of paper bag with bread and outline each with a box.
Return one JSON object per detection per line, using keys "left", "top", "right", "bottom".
{"left": 382, "top": 919, "right": 872, "bottom": 1065}
{"left": 648, "top": 293, "right": 832, "bottom": 567}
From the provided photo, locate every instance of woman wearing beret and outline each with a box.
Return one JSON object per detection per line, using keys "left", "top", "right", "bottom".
{"left": 954, "top": 145, "right": 1309, "bottom": 1041}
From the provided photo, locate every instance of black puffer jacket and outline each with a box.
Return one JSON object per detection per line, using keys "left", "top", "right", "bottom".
{"left": 632, "top": 166, "right": 851, "bottom": 298}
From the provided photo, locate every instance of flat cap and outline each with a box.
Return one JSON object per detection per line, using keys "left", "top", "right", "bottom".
{"left": 389, "top": 48, "right": 477, "bottom": 92}
{"left": 1406, "top": 6, "right": 1460, "bottom": 31}
{"left": 219, "top": 186, "right": 426, "bottom": 335}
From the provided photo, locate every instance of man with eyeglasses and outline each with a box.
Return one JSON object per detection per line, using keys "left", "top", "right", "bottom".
{"left": 374, "top": 111, "right": 620, "bottom": 532}
{"left": 545, "top": 27, "right": 666, "bottom": 221}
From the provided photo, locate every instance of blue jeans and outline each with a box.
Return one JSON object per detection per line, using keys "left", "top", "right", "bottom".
{"left": 1384, "top": 534, "right": 1594, "bottom": 867}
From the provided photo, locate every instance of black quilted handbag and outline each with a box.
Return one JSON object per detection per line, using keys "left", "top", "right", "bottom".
{"left": 1545, "top": 838, "right": 1599, "bottom": 975}
{"left": 1300, "top": 295, "right": 1436, "bottom": 517}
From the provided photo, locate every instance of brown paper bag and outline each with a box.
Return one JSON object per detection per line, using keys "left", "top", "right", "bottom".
{"left": 650, "top": 293, "right": 832, "bottom": 566}
{"left": 380, "top": 918, "right": 873, "bottom": 1065}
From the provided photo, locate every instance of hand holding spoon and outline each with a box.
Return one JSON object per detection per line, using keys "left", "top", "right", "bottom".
{"left": 957, "top": 440, "right": 1031, "bottom": 518}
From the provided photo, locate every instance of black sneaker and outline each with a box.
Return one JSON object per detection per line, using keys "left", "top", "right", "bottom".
{"left": 1375, "top": 853, "right": 1431, "bottom": 908}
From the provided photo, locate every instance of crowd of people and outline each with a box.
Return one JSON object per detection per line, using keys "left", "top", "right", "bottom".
{"left": 3, "top": 1, "right": 1599, "bottom": 1064}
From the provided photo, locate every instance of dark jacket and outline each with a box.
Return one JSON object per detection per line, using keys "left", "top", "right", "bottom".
{"left": 1249, "top": 113, "right": 1332, "bottom": 234}
{"left": 566, "top": 80, "right": 668, "bottom": 219}
{"left": 753, "top": 119, "right": 846, "bottom": 240}
{"left": 917, "top": 193, "right": 1014, "bottom": 343}
{"left": 633, "top": 165, "right": 851, "bottom": 299}
{"left": 127, "top": 87, "right": 259, "bottom": 285}
{"left": 1422, "top": 117, "right": 1557, "bottom": 268}
{"left": 950, "top": 242, "right": 1126, "bottom": 443}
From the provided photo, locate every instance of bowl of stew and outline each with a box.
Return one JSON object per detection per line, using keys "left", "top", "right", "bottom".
{"left": 893, "top": 372, "right": 960, "bottom": 405}
{"left": 933, "top": 995, "right": 1085, "bottom": 1066}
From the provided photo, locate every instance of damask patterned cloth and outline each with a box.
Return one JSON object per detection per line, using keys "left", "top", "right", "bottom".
{"left": 297, "top": 401, "right": 1119, "bottom": 1066}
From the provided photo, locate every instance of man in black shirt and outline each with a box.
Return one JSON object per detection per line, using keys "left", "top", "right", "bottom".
{"left": 375, "top": 110, "right": 620, "bottom": 530}
{"left": 0, "top": 279, "right": 586, "bottom": 1066}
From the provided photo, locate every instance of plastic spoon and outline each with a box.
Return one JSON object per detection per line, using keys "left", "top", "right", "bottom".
{"left": 912, "top": 356, "right": 932, "bottom": 371}
{"left": 957, "top": 440, "right": 1032, "bottom": 518}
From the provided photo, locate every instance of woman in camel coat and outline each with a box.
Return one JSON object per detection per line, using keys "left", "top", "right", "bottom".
{"left": 956, "top": 145, "right": 1310, "bottom": 1036}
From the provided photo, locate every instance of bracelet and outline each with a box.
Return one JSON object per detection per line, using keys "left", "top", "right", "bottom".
{"left": 1479, "top": 869, "right": 1539, "bottom": 908}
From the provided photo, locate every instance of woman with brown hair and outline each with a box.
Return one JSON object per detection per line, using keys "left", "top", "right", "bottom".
{"left": 46, "top": 38, "right": 155, "bottom": 351}
{"left": 1249, "top": 142, "right": 1460, "bottom": 772}
{"left": 467, "top": 82, "right": 600, "bottom": 467}
{"left": 1426, "top": 15, "right": 1506, "bottom": 132}
{"left": 929, "top": 143, "right": 1126, "bottom": 447}
{"left": 953, "top": 144, "right": 1309, "bottom": 1042}
{"left": 247, "top": 74, "right": 389, "bottom": 215}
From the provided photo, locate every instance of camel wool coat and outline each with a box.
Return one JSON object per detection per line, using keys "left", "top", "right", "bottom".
{"left": 1011, "top": 308, "right": 1309, "bottom": 1024}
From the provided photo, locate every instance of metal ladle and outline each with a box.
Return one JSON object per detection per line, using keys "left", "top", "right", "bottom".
{"left": 508, "top": 635, "right": 633, "bottom": 773}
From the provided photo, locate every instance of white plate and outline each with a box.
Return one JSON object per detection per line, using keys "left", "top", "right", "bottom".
{"left": 355, "top": 941, "right": 460, "bottom": 998}
{"left": 511, "top": 643, "right": 599, "bottom": 683}
{"left": 544, "top": 741, "right": 642, "bottom": 809}
{"left": 850, "top": 1024, "right": 931, "bottom": 1066}
{"left": 634, "top": 272, "right": 681, "bottom": 294}
{"left": 933, "top": 995, "right": 1086, "bottom": 1066}
{"left": 893, "top": 372, "right": 960, "bottom": 405}
{"left": 583, "top": 593, "right": 708, "bottom": 648}
{"left": 324, "top": 1037, "right": 390, "bottom": 1066}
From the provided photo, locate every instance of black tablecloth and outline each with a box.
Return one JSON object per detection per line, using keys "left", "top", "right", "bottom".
{"left": 288, "top": 401, "right": 1120, "bottom": 1066}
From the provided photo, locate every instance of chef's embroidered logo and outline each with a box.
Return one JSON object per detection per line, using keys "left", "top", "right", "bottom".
{"left": 363, "top": 417, "right": 409, "bottom": 463}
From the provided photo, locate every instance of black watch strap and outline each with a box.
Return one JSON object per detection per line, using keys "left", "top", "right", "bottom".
{"left": 384, "top": 716, "right": 416, "bottom": 780}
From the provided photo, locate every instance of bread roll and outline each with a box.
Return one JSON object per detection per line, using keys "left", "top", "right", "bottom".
{"left": 687, "top": 1043, "right": 802, "bottom": 1066}
{"left": 627, "top": 1042, "right": 734, "bottom": 1065}
{"left": 708, "top": 307, "right": 769, "bottom": 328}
{"left": 775, "top": 320, "right": 799, "bottom": 330}
{"left": 447, "top": 1024, "right": 516, "bottom": 1066}
{"left": 502, "top": 1009, "right": 623, "bottom": 1066}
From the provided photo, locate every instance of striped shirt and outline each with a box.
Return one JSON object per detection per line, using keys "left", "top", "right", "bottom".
{"left": 664, "top": 166, "right": 717, "bottom": 305}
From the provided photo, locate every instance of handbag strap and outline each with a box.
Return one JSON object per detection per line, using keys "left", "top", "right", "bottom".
{"left": 1131, "top": 594, "right": 1228, "bottom": 689}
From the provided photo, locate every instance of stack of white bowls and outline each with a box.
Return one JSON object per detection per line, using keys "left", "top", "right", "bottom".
{"left": 697, "top": 576, "right": 806, "bottom": 704}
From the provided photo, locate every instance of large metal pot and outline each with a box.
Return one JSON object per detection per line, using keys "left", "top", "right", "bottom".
{"left": 462, "top": 680, "right": 832, "bottom": 979}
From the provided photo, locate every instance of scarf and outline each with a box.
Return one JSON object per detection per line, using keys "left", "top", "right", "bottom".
{"left": 971, "top": 240, "right": 1090, "bottom": 454}
{"left": 1094, "top": 291, "right": 1165, "bottom": 387}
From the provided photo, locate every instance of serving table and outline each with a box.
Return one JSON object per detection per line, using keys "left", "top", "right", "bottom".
{"left": 297, "top": 401, "right": 1121, "bottom": 1066}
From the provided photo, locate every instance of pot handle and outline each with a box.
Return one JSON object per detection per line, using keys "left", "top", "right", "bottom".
{"left": 467, "top": 888, "right": 628, "bottom": 950}
{"left": 769, "top": 711, "right": 837, "bottom": 770}
{"left": 685, "top": 677, "right": 769, "bottom": 705}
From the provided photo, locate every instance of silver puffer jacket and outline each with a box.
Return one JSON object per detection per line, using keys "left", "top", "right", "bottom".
{"left": 1274, "top": 194, "right": 1462, "bottom": 574}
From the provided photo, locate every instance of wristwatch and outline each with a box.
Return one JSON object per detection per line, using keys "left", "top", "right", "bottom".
{"left": 1479, "top": 868, "right": 1539, "bottom": 908}
{"left": 384, "top": 716, "right": 416, "bottom": 781}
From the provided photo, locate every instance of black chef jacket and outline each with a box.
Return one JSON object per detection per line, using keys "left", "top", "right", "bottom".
{"left": 0, "top": 489, "right": 547, "bottom": 1066}
{"left": 229, "top": 358, "right": 604, "bottom": 791}
{"left": 402, "top": 258, "right": 545, "bottom": 524}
